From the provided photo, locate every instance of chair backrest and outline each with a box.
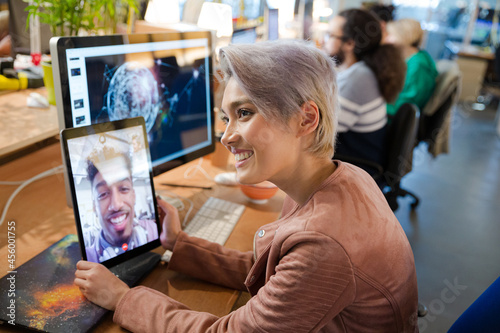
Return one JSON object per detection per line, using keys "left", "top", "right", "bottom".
{"left": 419, "top": 85, "right": 458, "bottom": 143}
{"left": 384, "top": 103, "right": 418, "bottom": 184}
{"left": 418, "top": 60, "right": 461, "bottom": 143}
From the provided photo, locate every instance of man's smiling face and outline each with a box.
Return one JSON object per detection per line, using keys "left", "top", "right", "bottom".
{"left": 92, "top": 165, "right": 135, "bottom": 246}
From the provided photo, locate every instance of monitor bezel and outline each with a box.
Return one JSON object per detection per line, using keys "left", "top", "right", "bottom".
{"left": 50, "top": 31, "right": 216, "bottom": 178}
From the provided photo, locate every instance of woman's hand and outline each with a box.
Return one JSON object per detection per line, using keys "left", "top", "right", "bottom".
{"left": 74, "top": 260, "right": 129, "bottom": 310}
{"left": 157, "top": 197, "right": 181, "bottom": 251}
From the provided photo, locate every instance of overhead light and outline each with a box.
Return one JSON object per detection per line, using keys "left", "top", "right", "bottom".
{"left": 197, "top": 2, "right": 233, "bottom": 38}
{"left": 145, "top": 0, "right": 180, "bottom": 24}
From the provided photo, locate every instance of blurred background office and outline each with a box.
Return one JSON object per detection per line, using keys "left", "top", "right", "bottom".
{"left": 1, "top": 0, "right": 499, "bottom": 332}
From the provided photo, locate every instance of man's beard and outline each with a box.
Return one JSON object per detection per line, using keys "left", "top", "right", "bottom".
{"left": 331, "top": 48, "right": 345, "bottom": 66}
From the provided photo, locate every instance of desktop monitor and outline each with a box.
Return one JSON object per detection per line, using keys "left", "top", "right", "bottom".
{"left": 50, "top": 31, "right": 215, "bottom": 206}
{"left": 51, "top": 31, "right": 215, "bottom": 176}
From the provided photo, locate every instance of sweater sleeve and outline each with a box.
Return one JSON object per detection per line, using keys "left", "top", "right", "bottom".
{"left": 113, "top": 232, "right": 356, "bottom": 333}
{"left": 168, "top": 231, "right": 254, "bottom": 291}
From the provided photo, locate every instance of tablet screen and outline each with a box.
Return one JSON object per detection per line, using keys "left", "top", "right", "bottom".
{"left": 61, "top": 117, "right": 161, "bottom": 267}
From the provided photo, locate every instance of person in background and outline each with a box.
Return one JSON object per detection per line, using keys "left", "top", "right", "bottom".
{"left": 74, "top": 39, "right": 418, "bottom": 332}
{"left": 0, "top": 11, "right": 11, "bottom": 56}
{"left": 366, "top": 4, "right": 396, "bottom": 44}
{"left": 323, "top": 8, "right": 406, "bottom": 174}
{"left": 386, "top": 18, "right": 438, "bottom": 118}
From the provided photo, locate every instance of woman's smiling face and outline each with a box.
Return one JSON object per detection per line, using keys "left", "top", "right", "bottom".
{"left": 220, "top": 78, "right": 301, "bottom": 186}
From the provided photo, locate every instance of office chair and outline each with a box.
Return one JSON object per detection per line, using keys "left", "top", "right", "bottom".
{"left": 382, "top": 103, "right": 419, "bottom": 211}
{"left": 447, "top": 276, "right": 500, "bottom": 332}
{"left": 418, "top": 86, "right": 456, "bottom": 145}
{"left": 335, "top": 103, "right": 419, "bottom": 211}
{"left": 418, "top": 60, "right": 461, "bottom": 157}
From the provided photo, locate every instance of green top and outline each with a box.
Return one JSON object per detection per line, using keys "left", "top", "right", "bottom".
{"left": 387, "top": 50, "right": 438, "bottom": 117}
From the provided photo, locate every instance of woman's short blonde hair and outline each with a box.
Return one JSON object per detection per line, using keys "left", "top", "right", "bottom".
{"left": 219, "top": 39, "right": 338, "bottom": 159}
{"left": 387, "top": 18, "right": 423, "bottom": 48}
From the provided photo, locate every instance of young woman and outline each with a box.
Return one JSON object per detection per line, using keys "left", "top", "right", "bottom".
{"left": 75, "top": 39, "right": 418, "bottom": 332}
{"left": 386, "top": 18, "right": 439, "bottom": 117}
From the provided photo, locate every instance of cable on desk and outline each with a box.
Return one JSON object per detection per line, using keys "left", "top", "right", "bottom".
{"left": 0, "top": 165, "right": 64, "bottom": 227}
{"left": 157, "top": 189, "right": 195, "bottom": 227}
{"left": 183, "top": 157, "right": 214, "bottom": 181}
{"left": 0, "top": 180, "right": 26, "bottom": 185}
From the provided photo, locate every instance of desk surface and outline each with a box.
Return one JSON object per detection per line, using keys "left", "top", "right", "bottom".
{"left": 445, "top": 40, "right": 495, "bottom": 61}
{"left": 0, "top": 143, "right": 285, "bottom": 332}
{"left": 0, "top": 88, "right": 59, "bottom": 158}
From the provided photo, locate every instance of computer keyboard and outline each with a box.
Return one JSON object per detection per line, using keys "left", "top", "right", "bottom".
{"left": 161, "top": 197, "right": 245, "bottom": 262}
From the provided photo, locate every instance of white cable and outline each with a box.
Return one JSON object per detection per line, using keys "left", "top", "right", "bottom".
{"left": 156, "top": 189, "right": 195, "bottom": 227}
{"left": 0, "top": 165, "right": 64, "bottom": 227}
{"left": 182, "top": 199, "right": 194, "bottom": 228}
{"left": 183, "top": 157, "right": 214, "bottom": 181}
{"left": 0, "top": 181, "right": 26, "bottom": 185}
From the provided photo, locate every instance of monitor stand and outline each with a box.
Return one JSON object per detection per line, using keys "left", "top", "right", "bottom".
{"left": 109, "top": 251, "right": 161, "bottom": 287}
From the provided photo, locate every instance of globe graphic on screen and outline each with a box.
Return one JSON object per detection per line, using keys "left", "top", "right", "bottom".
{"left": 107, "top": 62, "right": 159, "bottom": 132}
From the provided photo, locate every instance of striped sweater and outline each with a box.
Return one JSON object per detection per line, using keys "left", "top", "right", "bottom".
{"left": 337, "top": 61, "right": 387, "bottom": 133}
{"left": 335, "top": 61, "right": 387, "bottom": 168}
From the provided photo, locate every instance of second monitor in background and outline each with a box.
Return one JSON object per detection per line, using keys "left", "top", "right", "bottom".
{"left": 231, "top": 27, "right": 258, "bottom": 44}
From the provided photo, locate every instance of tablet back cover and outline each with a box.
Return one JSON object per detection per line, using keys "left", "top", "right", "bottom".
{"left": 0, "top": 235, "right": 107, "bottom": 332}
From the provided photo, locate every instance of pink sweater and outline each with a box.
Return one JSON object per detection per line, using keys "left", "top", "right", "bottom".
{"left": 114, "top": 161, "right": 418, "bottom": 332}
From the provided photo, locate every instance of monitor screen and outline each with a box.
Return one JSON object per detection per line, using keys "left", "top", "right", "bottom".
{"left": 231, "top": 27, "right": 257, "bottom": 44}
{"left": 51, "top": 31, "right": 215, "bottom": 176}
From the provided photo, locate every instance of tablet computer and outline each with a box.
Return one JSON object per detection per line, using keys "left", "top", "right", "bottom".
{"left": 61, "top": 117, "right": 161, "bottom": 268}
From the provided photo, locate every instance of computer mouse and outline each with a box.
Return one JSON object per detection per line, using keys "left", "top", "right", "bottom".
{"left": 27, "top": 92, "right": 49, "bottom": 108}
{"left": 214, "top": 172, "right": 239, "bottom": 186}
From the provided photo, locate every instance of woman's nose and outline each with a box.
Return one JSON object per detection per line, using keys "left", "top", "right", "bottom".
{"left": 220, "top": 122, "right": 237, "bottom": 148}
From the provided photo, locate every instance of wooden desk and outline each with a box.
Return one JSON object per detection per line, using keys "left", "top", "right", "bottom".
{"left": 444, "top": 41, "right": 495, "bottom": 102}
{"left": 0, "top": 88, "right": 59, "bottom": 159}
{"left": 0, "top": 143, "right": 285, "bottom": 332}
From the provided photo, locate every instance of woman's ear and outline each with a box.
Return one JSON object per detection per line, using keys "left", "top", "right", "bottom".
{"left": 297, "top": 100, "right": 320, "bottom": 137}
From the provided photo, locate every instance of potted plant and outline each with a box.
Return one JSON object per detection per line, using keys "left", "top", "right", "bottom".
{"left": 25, "top": 0, "right": 140, "bottom": 36}
{"left": 24, "top": 0, "right": 140, "bottom": 104}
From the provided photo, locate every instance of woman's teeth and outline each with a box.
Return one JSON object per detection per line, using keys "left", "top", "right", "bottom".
{"left": 235, "top": 151, "right": 254, "bottom": 161}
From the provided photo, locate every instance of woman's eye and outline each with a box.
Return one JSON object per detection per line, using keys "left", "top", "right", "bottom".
{"left": 238, "top": 109, "right": 253, "bottom": 118}
{"left": 220, "top": 115, "right": 229, "bottom": 124}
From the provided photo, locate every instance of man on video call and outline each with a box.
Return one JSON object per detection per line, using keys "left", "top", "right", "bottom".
{"left": 85, "top": 149, "right": 158, "bottom": 263}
